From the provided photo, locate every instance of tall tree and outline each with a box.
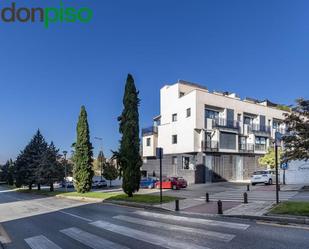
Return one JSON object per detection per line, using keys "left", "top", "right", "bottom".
{"left": 14, "top": 130, "right": 48, "bottom": 190}
{"left": 103, "top": 162, "right": 118, "bottom": 187}
{"left": 283, "top": 98, "right": 309, "bottom": 161}
{"left": 117, "top": 74, "right": 142, "bottom": 197}
{"left": 259, "top": 147, "right": 282, "bottom": 169}
{"left": 73, "top": 106, "right": 93, "bottom": 193}
{"left": 93, "top": 150, "right": 105, "bottom": 176}
{"left": 39, "top": 142, "right": 64, "bottom": 191}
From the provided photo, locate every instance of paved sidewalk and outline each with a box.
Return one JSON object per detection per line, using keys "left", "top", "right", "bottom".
{"left": 223, "top": 201, "right": 274, "bottom": 216}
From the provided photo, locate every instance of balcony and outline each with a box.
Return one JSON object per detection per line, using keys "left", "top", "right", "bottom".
{"left": 201, "top": 140, "right": 219, "bottom": 152}
{"left": 212, "top": 118, "right": 240, "bottom": 130}
{"left": 250, "top": 124, "right": 271, "bottom": 135}
{"left": 254, "top": 144, "right": 267, "bottom": 152}
{"left": 239, "top": 143, "right": 254, "bottom": 153}
{"left": 142, "top": 126, "right": 158, "bottom": 136}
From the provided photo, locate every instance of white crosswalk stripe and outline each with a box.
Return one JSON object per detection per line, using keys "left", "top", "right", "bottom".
{"left": 25, "top": 235, "right": 62, "bottom": 249}
{"left": 91, "top": 220, "right": 211, "bottom": 249}
{"left": 113, "top": 215, "right": 235, "bottom": 242}
{"left": 134, "top": 210, "right": 250, "bottom": 230}
{"left": 60, "top": 227, "right": 129, "bottom": 249}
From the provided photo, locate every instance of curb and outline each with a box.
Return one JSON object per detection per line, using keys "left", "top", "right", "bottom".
{"left": 55, "top": 195, "right": 103, "bottom": 203}
{"left": 102, "top": 200, "right": 174, "bottom": 212}
{"left": 222, "top": 214, "right": 309, "bottom": 225}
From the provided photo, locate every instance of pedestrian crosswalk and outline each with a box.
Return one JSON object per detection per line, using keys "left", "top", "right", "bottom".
{"left": 24, "top": 210, "right": 251, "bottom": 249}
{"left": 196, "top": 190, "right": 297, "bottom": 202}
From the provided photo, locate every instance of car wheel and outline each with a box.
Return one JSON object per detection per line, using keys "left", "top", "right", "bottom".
{"left": 268, "top": 179, "right": 273, "bottom": 185}
{"left": 251, "top": 183, "right": 255, "bottom": 186}
{"left": 148, "top": 184, "right": 153, "bottom": 189}
{"left": 172, "top": 185, "right": 177, "bottom": 190}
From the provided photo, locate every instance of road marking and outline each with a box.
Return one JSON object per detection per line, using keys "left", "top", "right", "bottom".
{"left": 91, "top": 220, "right": 211, "bottom": 249}
{"left": 256, "top": 221, "right": 309, "bottom": 231}
{"left": 25, "top": 235, "right": 62, "bottom": 249}
{"left": 0, "top": 224, "right": 11, "bottom": 244}
{"left": 134, "top": 211, "right": 250, "bottom": 230}
{"left": 60, "top": 227, "right": 129, "bottom": 249}
{"left": 113, "top": 215, "right": 235, "bottom": 242}
{"left": 58, "top": 211, "right": 92, "bottom": 222}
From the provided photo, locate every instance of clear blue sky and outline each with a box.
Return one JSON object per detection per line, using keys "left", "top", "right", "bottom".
{"left": 0, "top": 0, "right": 308, "bottom": 163}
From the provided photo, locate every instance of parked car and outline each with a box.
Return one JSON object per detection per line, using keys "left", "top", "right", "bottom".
{"left": 92, "top": 179, "right": 107, "bottom": 189}
{"left": 140, "top": 177, "right": 157, "bottom": 189}
{"left": 155, "top": 177, "right": 187, "bottom": 190}
{"left": 251, "top": 170, "right": 277, "bottom": 185}
{"left": 61, "top": 180, "right": 74, "bottom": 188}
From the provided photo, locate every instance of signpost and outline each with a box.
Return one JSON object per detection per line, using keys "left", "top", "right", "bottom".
{"left": 281, "top": 162, "right": 288, "bottom": 185}
{"left": 156, "top": 147, "right": 163, "bottom": 203}
{"left": 274, "top": 132, "right": 282, "bottom": 204}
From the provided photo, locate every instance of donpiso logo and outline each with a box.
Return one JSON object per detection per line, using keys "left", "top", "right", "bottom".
{"left": 0, "top": 1, "right": 93, "bottom": 28}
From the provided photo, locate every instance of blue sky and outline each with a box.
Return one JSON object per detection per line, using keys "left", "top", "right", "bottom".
{"left": 0, "top": 0, "right": 308, "bottom": 163}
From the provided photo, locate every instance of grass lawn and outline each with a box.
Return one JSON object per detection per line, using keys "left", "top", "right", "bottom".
{"left": 270, "top": 201, "right": 309, "bottom": 216}
{"left": 17, "top": 188, "right": 179, "bottom": 204}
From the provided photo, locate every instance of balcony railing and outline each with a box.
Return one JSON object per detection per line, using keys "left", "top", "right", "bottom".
{"left": 250, "top": 124, "right": 271, "bottom": 133}
{"left": 239, "top": 143, "right": 254, "bottom": 153}
{"left": 212, "top": 118, "right": 240, "bottom": 130}
{"left": 201, "top": 140, "right": 219, "bottom": 151}
{"left": 142, "top": 126, "right": 158, "bottom": 136}
{"left": 255, "top": 144, "right": 267, "bottom": 151}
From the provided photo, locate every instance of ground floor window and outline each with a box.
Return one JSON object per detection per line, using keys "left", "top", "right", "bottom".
{"left": 182, "top": 156, "right": 190, "bottom": 170}
{"left": 172, "top": 156, "right": 177, "bottom": 165}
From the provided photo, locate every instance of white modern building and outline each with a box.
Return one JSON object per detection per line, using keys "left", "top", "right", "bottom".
{"left": 142, "top": 80, "right": 289, "bottom": 184}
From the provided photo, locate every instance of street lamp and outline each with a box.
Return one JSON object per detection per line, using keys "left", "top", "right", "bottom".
{"left": 63, "top": 150, "right": 68, "bottom": 192}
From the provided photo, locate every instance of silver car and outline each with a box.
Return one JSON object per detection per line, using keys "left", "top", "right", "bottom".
{"left": 251, "top": 170, "right": 277, "bottom": 185}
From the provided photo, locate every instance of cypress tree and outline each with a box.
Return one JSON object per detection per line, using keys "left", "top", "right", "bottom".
{"left": 73, "top": 106, "right": 93, "bottom": 193}
{"left": 118, "top": 74, "right": 142, "bottom": 197}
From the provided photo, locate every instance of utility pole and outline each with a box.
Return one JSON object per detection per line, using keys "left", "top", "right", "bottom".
{"left": 274, "top": 131, "right": 281, "bottom": 204}
{"left": 63, "top": 150, "right": 68, "bottom": 192}
{"left": 156, "top": 147, "right": 163, "bottom": 204}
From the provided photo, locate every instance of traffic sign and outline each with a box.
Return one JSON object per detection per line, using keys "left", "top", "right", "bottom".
{"left": 281, "top": 162, "right": 288, "bottom": 170}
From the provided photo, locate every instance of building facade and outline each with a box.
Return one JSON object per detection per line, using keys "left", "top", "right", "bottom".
{"left": 141, "top": 80, "right": 288, "bottom": 184}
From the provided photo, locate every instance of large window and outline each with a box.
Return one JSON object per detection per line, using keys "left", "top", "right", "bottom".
{"left": 172, "top": 135, "right": 177, "bottom": 144}
{"left": 172, "top": 113, "right": 177, "bottom": 122}
{"left": 244, "top": 116, "right": 253, "bottom": 125}
{"left": 146, "top": 138, "right": 151, "bottom": 147}
{"left": 205, "top": 109, "right": 219, "bottom": 120}
{"left": 220, "top": 132, "right": 236, "bottom": 150}
{"left": 186, "top": 108, "right": 191, "bottom": 117}
{"left": 182, "top": 156, "right": 190, "bottom": 170}
{"left": 255, "top": 136, "right": 266, "bottom": 150}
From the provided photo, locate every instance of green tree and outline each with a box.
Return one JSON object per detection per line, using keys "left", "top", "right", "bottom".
{"left": 73, "top": 106, "right": 94, "bottom": 193}
{"left": 14, "top": 130, "right": 48, "bottom": 190}
{"left": 103, "top": 162, "right": 118, "bottom": 187}
{"left": 117, "top": 74, "right": 142, "bottom": 197}
{"left": 258, "top": 147, "right": 282, "bottom": 169}
{"left": 283, "top": 98, "right": 309, "bottom": 161}
{"left": 7, "top": 159, "right": 14, "bottom": 185}
{"left": 39, "top": 142, "right": 64, "bottom": 191}
{"left": 93, "top": 150, "right": 105, "bottom": 176}
{"left": 0, "top": 160, "right": 13, "bottom": 184}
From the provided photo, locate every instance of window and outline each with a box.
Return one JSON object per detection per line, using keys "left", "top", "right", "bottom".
{"left": 182, "top": 156, "right": 190, "bottom": 170}
{"left": 205, "top": 109, "right": 219, "bottom": 120}
{"left": 172, "top": 113, "right": 177, "bottom": 122}
{"left": 273, "top": 119, "right": 280, "bottom": 130}
{"left": 172, "top": 135, "right": 177, "bottom": 144}
{"left": 255, "top": 136, "right": 266, "bottom": 151}
{"left": 244, "top": 116, "right": 253, "bottom": 125}
{"left": 172, "top": 156, "right": 177, "bottom": 165}
{"left": 219, "top": 132, "right": 236, "bottom": 150}
{"left": 179, "top": 92, "right": 185, "bottom": 97}
{"left": 146, "top": 137, "right": 151, "bottom": 147}
{"left": 186, "top": 108, "right": 191, "bottom": 117}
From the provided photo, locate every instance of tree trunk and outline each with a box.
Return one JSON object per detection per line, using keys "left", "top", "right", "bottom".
{"left": 37, "top": 183, "right": 41, "bottom": 191}
{"left": 128, "top": 192, "right": 133, "bottom": 197}
{"left": 110, "top": 180, "right": 112, "bottom": 187}
{"left": 50, "top": 183, "right": 54, "bottom": 192}
{"left": 29, "top": 184, "right": 32, "bottom": 190}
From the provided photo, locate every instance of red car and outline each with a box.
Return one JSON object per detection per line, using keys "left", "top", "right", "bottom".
{"left": 155, "top": 177, "right": 187, "bottom": 190}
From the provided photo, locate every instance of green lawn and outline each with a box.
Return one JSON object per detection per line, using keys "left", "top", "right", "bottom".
{"left": 16, "top": 188, "right": 178, "bottom": 204}
{"left": 270, "top": 201, "right": 309, "bottom": 216}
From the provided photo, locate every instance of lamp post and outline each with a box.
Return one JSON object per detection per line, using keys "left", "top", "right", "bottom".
{"left": 63, "top": 150, "right": 68, "bottom": 192}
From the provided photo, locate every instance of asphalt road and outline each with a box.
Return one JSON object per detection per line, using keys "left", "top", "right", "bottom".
{"left": 0, "top": 186, "right": 309, "bottom": 249}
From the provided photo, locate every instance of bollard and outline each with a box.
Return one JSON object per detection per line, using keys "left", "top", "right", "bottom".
{"left": 175, "top": 199, "right": 180, "bottom": 211}
{"left": 247, "top": 184, "right": 250, "bottom": 191}
{"left": 217, "top": 200, "right": 223, "bottom": 214}
{"left": 243, "top": 192, "right": 248, "bottom": 204}
{"left": 206, "top": 192, "right": 209, "bottom": 203}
